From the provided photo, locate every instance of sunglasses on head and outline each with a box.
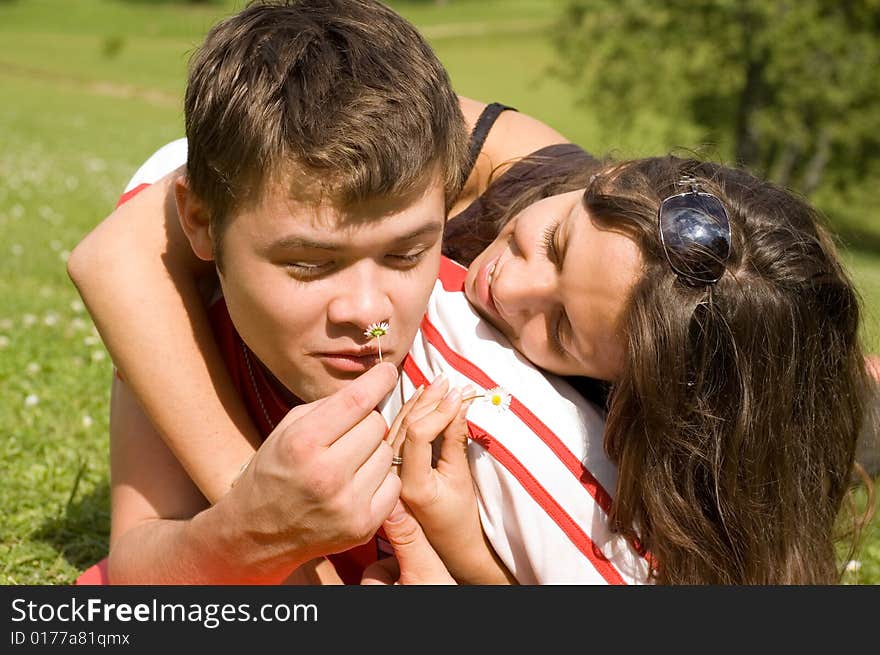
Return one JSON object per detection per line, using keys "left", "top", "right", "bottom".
{"left": 658, "top": 176, "right": 732, "bottom": 285}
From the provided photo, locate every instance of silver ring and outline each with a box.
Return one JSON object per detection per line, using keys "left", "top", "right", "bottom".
{"left": 391, "top": 455, "right": 403, "bottom": 466}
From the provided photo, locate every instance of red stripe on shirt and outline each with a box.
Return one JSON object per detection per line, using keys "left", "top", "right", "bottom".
{"left": 116, "top": 183, "right": 151, "bottom": 208}
{"left": 401, "top": 354, "right": 626, "bottom": 584}
{"left": 419, "top": 314, "right": 615, "bottom": 515}
{"left": 438, "top": 256, "right": 467, "bottom": 292}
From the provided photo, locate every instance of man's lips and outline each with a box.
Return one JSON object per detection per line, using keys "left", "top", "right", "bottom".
{"left": 315, "top": 346, "right": 388, "bottom": 373}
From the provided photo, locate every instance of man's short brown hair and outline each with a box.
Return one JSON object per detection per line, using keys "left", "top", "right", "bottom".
{"left": 184, "top": 0, "right": 468, "bottom": 255}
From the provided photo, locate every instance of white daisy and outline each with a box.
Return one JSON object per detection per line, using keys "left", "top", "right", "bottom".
{"left": 482, "top": 386, "right": 512, "bottom": 412}
{"left": 363, "top": 321, "right": 390, "bottom": 363}
{"left": 363, "top": 321, "right": 390, "bottom": 338}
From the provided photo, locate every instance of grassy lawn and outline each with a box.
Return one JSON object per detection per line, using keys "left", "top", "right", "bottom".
{"left": 1, "top": 0, "right": 878, "bottom": 585}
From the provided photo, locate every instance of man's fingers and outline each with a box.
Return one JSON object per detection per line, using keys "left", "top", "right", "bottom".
{"left": 367, "top": 469, "right": 402, "bottom": 531}
{"left": 330, "top": 410, "right": 392, "bottom": 475}
{"left": 286, "top": 362, "right": 399, "bottom": 447}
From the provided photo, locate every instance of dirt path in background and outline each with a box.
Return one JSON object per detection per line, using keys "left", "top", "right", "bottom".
{"left": 0, "top": 60, "right": 180, "bottom": 107}
{"left": 0, "top": 19, "right": 551, "bottom": 107}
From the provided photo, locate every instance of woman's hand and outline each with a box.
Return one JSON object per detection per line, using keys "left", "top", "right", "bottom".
{"left": 361, "top": 501, "right": 456, "bottom": 585}
{"left": 386, "top": 376, "right": 515, "bottom": 584}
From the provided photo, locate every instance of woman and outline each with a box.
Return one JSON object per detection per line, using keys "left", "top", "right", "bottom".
{"left": 69, "top": 99, "right": 870, "bottom": 584}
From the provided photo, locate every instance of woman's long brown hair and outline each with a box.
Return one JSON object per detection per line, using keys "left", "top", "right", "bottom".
{"left": 482, "top": 154, "right": 869, "bottom": 583}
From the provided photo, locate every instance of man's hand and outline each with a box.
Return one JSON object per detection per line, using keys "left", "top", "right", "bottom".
{"left": 212, "top": 362, "right": 402, "bottom": 582}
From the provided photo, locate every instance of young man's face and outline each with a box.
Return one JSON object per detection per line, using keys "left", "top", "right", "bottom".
{"left": 216, "top": 175, "right": 445, "bottom": 403}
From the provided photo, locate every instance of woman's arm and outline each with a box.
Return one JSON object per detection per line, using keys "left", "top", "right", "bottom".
{"left": 67, "top": 169, "right": 261, "bottom": 504}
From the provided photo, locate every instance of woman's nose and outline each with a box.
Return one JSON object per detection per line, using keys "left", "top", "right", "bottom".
{"left": 492, "top": 258, "right": 556, "bottom": 321}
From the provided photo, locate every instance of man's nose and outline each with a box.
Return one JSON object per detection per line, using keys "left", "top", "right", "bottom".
{"left": 326, "top": 264, "right": 393, "bottom": 330}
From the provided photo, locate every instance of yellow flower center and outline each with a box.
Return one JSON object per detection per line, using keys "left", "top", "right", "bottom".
{"left": 491, "top": 394, "right": 503, "bottom": 405}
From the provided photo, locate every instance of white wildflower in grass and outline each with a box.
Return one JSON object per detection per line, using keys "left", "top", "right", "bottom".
{"left": 65, "top": 176, "right": 79, "bottom": 190}
{"left": 91, "top": 350, "right": 106, "bottom": 362}
{"left": 43, "top": 312, "right": 59, "bottom": 326}
{"left": 83, "top": 335, "right": 100, "bottom": 347}
{"left": 85, "top": 157, "right": 107, "bottom": 173}
{"left": 0, "top": 335, "right": 9, "bottom": 349}
{"left": 40, "top": 287, "right": 52, "bottom": 298}
{"left": 22, "top": 314, "right": 37, "bottom": 327}
{"left": 70, "top": 317, "right": 88, "bottom": 332}
{"left": 0, "top": 319, "right": 11, "bottom": 331}
{"left": 70, "top": 299, "right": 85, "bottom": 313}
{"left": 11, "top": 204, "right": 24, "bottom": 218}
{"left": 82, "top": 415, "right": 94, "bottom": 429}
{"left": 24, "top": 394, "right": 39, "bottom": 407}
{"left": 364, "top": 321, "right": 390, "bottom": 363}
{"left": 50, "top": 240, "right": 63, "bottom": 252}
{"left": 845, "top": 560, "right": 862, "bottom": 573}
{"left": 26, "top": 362, "right": 40, "bottom": 375}
{"left": 59, "top": 250, "right": 71, "bottom": 262}
{"left": 10, "top": 243, "right": 23, "bottom": 256}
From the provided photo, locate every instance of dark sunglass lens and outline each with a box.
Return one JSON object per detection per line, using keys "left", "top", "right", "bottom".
{"left": 660, "top": 194, "right": 731, "bottom": 282}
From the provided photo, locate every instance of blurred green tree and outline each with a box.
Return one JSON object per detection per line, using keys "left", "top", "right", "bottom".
{"left": 553, "top": 0, "right": 880, "bottom": 196}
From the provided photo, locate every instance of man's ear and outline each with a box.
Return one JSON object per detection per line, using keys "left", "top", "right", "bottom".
{"left": 174, "top": 175, "right": 215, "bottom": 262}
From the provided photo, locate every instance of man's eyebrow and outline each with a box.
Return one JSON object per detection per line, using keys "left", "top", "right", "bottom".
{"left": 268, "top": 220, "right": 444, "bottom": 251}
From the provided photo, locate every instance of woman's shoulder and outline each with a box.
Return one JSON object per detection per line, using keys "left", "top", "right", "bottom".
{"left": 451, "top": 98, "right": 575, "bottom": 216}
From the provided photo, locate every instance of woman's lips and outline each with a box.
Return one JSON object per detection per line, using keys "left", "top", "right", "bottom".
{"left": 475, "top": 255, "right": 501, "bottom": 319}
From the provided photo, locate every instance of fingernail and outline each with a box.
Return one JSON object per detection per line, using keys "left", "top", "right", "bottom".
{"left": 443, "top": 387, "right": 461, "bottom": 405}
{"left": 431, "top": 373, "right": 447, "bottom": 385}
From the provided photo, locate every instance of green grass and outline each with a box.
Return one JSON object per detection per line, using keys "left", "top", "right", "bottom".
{"left": 1, "top": 0, "right": 878, "bottom": 585}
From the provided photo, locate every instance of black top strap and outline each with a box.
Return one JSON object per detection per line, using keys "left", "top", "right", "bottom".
{"left": 459, "top": 102, "right": 517, "bottom": 186}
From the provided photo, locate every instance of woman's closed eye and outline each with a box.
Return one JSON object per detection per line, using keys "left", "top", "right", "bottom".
{"left": 551, "top": 308, "right": 570, "bottom": 356}
{"left": 540, "top": 220, "right": 562, "bottom": 266}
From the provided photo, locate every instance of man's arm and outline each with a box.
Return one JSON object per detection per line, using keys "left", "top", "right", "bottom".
{"left": 108, "top": 363, "right": 403, "bottom": 584}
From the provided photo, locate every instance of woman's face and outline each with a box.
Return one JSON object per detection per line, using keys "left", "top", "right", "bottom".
{"left": 465, "top": 189, "right": 642, "bottom": 381}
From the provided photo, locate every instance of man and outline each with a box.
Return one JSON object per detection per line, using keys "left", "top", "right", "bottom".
{"left": 102, "top": 0, "right": 468, "bottom": 584}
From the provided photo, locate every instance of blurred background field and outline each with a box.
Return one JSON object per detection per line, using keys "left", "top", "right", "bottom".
{"left": 1, "top": 0, "right": 877, "bottom": 585}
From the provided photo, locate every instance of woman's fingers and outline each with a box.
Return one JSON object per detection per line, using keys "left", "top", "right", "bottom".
{"left": 385, "top": 384, "right": 425, "bottom": 459}
{"left": 360, "top": 501, "right": 456, "bottom": 585}
{"left": 389, "top": 375, "right": 449, "bottom": 455}
{"left": 400, "top": 387, "right": 462, "bottom": 506}
{"left": 436, "top": 386, "right": 476, "bottom": 475}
